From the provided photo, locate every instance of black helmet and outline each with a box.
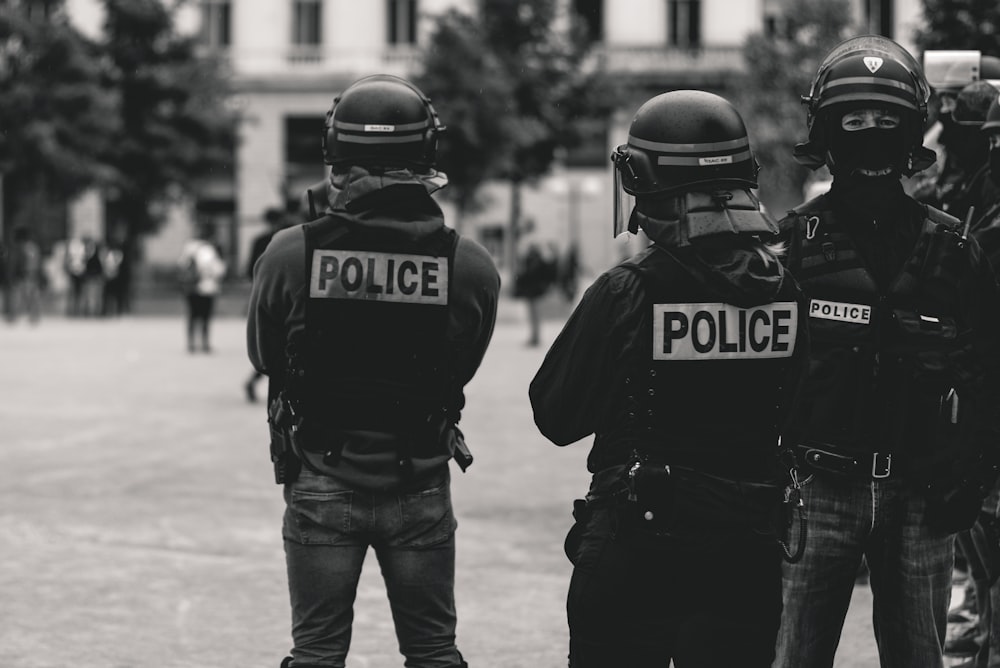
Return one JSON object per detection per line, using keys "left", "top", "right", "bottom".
{"left": 612, "top": 90, "right": 759, "bottom": 198}
{"left": 610, "top": 90, "right": 775, "bottom": 241}
{"left": 322, "top": 74, "right": 445, "bottom": 171}
{"left": 795, "top": 35, "right": 934, "bottom": 175}
{"left": 953, "top": 80, "right": 1000, "bottom": 126}
{"left": 982, "top": 91, "right": 1000, "bottom": 134}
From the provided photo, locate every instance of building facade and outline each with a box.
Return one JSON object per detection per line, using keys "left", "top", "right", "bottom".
{"left": 63, "top": 0, "right": 926, "bottom": 277}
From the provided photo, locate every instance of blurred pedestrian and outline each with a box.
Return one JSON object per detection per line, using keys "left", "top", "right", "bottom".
{"left": 0, "top": 238, "right": 9, "bottom": 319}
{"left": 100, "top": 240, "right": 126, "bottom": 317}
{"left": 178, "top": 222, "right": 227, "bottom": 353}
{"left": 513, "top": 224, "right": 558, "bottom": 347}
{"left": 7, "top": 225, "right": 44, "bottom": 324}
{"left": 80, "top": 236, "right": 105, "bottom": 317}
{"left": 773, "top": 36, "right": 1000, "bottom": 668}
{"left": 243, "top": 207, "right": 290, "bottom": 402}
{"left": 248, "top": 74, "right": 498, "bottom": 668}
{"left": 530, "top": 90, "right": 810, "bottom": 667}
{"left": 63, "top": 236, "right": 89, "bottom": 316}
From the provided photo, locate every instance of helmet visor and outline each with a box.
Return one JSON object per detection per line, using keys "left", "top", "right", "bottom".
{"left": 611, "top": 144, "right": 635, "bottom": 239}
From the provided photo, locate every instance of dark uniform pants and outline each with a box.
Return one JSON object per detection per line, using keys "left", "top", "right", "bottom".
{"left": 565, "top": 478, "right": 783, "bottom": 667}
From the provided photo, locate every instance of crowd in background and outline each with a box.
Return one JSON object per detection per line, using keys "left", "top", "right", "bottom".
{"left": 0, "top": 230, "right": 132, "bottom": 324}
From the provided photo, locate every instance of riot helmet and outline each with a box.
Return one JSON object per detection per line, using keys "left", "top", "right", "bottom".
{"left": 953, "top": 80, "right": 1000, "bottom": 126}
{"left": 322, "top": 74, "right": 445, "bottom": 172}
{"left": 982, "top": 92, "right": 1000, "bottom": 134}
{"left": 795, "top": 35, "right": 934, "bottom": 177}
{"left": 610, "top": 90, "right": 776, "bottom": 242}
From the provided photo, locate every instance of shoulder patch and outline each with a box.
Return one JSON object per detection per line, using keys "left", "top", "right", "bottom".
{"left": 653, "top": 302, "right": 798, "bottom": 360}
{"left": 309, "top": 249, "right": 448, "bottom": 304}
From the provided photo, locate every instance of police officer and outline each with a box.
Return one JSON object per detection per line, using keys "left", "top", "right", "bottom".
{"left": 944, "top": 88, "right": 1000, "bottom": 668}
{"left": 247, "top": 74, "right": 500, "bottom": 668}
{"left": 972, "top": 94, "right": 1000, "bottom": 268}
{"left": 933, "top": 79, "right": 1000, "bottom": 221}
{"left": 529, "top": 90, "right": 810, "bottom": 667}
{"left": 772, "top": 36, "right": 1000, "bottom": 668}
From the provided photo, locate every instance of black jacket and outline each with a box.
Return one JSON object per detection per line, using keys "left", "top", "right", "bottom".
{"left": 530, "top": 240, "right": 809, "bottom": 486}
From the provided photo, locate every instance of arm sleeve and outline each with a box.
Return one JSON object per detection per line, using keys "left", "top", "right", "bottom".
{"left": 529, "top": 270, "right": 635, "bottom": 446}
{"left": 449, "top": 237, "right": 501, "bottom": 387}
{"left": 246, "top": 228, "right": 306, "bottom": 377}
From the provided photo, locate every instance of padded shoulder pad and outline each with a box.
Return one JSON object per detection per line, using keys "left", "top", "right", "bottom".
{"left": 789, "top": 193, "right": 831, "bottom": 217}
{"left": 924, "top": 204, "right": 962, "bottom": 231}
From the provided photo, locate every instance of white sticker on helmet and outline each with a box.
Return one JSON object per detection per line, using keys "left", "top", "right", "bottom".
{"left": 863, "top": 57, "right": 884, "bottom": 73}
{"left": 309, "top": 250, "right": 448, "bottom": 304}
{"left": 652, "top": 302, "right": 798, "bottom": 360}
{"left": 698, "top": 155, "right": 734, "bottom": 166}
{"left": 364, "top": 124, "right": 396, "bottom": 132}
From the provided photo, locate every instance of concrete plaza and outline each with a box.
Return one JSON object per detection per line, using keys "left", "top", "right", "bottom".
{"left": 0, "top": 298, "right": 906, "bottom": 667}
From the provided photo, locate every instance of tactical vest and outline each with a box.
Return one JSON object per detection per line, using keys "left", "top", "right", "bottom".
{"left": 592, "top": 245, "right": 802, "bottom": 479}
{"left": 784, "top": 196, "right": 973, "bottom": 455}
{"left": 291, "top": 216, "right": 459, "bottom": 453}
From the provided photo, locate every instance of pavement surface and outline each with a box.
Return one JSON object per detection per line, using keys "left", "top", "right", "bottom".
{"left": 0, "top": 294, "right": 957, "bottom": 668}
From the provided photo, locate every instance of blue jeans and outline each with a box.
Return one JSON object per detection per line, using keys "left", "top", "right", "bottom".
{"left": 774, "top": 473, "right": 955, "bottom": 668}
{"left": 282, "top": 468, "right": 464, "bottom": 668}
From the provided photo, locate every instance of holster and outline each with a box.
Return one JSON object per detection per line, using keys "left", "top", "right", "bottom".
{"left": 268, "top": 395, "right": 301, "bottom": 485}
{"left": 446, "top": 424, "right": 474, "bottom": 472}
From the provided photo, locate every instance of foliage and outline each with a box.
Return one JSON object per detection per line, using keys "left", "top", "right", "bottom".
{"left": 734, "top": 0, "right": 855, "bottom": 212}
{"left": 916, "top": 0, "right": 1000, "bottom": 54}
{"left": 415, "top": 0, "right": 617, "bottom": 228}
{"left": 100, "top": 0, "right": 237, "bottom": 236}
{"left": 0, "top": 0, "right": 238, "bottom": 243}
{"left": 414, "top": 9, "right": 512, "bottom": 218}
{"left": 0, "top": 5, "right": 120, "bottom": 226}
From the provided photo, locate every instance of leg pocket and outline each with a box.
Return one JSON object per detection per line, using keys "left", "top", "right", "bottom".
{"left": 284, "top": 489, "right": 354, "bottom": 545}
{"left": 390, "top": 483, "right": 457, "bottom": 548}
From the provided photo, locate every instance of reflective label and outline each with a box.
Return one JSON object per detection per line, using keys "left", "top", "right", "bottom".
{"left": 808, "top": 299, "right": 871, "bottom": 324}
{"left": 652, "top": 302, "right": 798, "bottom": 360}
{"left": 364, "top": 124, "right": 395, "bottom": 132}
{"left": 309, "top": 250, "right": 448, "bottom": 304}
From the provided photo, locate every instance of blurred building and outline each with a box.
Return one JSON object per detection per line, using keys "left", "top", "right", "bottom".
{"left": 61, "top": 0, "right": 924, "bottom": 278}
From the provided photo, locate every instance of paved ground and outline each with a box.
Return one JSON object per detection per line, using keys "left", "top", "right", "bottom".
{"left": 0, "top": 294, "right": 948, "bottom": 668}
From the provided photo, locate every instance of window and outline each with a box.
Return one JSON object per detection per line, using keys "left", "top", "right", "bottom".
{"left": 200, "top": 0, "right": 232, "bottom": 49}
{"left": 387, "top": 0, "right": 418, "bottom": 45}
{"left": 668, "top": 0, "right": 700, "bottom": 48}
{"left": 285, "top": 116, "right": 326, "bottom": 164}
{"left": 292, "top": 0, "right": 323, "bottom": 46}
{"left": 572, "top": 0, "right": 603, "bottom": 43}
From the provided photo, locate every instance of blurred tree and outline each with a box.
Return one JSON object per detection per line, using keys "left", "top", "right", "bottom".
{"left": 415, "top": 0, "right": 616, "bottom": 269}
{"left": 916, "top": 0, "right": 1000, "bottom": 54}
{"left": 735, "top": 0, "right": 855, "bottom": 213}
{"left": 0, "top": 1, "right": 120, "bottom": 243}
{"left": 413, "top": 9, "right": 512, "bottom": 233}
{"left": 100, "top": 0, "right": 237, "bottom": 242}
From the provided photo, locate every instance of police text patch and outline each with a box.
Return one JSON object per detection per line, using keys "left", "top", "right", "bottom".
{"left": 309, "top": 250, "right": 448, "bottom": 304}
{"left": 808, "top": 299, "right": 871, "bottom": 324}
{"left": 653, "top": 302, "right": 798, "bottom": 360}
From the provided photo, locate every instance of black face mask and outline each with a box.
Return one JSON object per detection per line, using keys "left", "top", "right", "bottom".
{"left": 989, "top": 147, "right": 1000, "bottom": 187}
{"left": 945, "top": 125, "right": 989, "bottom": 173}
{"left": 830, "top": 127, "right": 906, "bottom": 177}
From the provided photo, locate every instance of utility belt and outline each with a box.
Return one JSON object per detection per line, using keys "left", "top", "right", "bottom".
{"left": 797, "top": 443, "right": 901, "bottom": 480}
{"left": 266, "top": 390, "right": 472, "bottom": 485}
{"left": 572, "top": 449, "right": 807, "bottom": 563}
{"left": 584, "top": 457, "right": 783, "bottom": 533}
